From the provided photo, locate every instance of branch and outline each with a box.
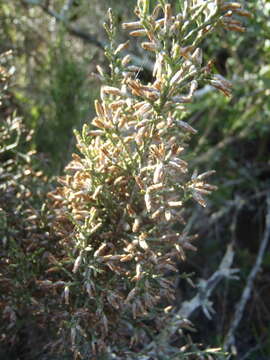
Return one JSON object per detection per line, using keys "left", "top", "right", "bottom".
{"left": 147, "top": 244, "right": 238, "bottom": 353}
{"left": 22, "top": 0, "right": 105, "bottom": 49}
{"left": 224, "top": 192, "right": 270, "bottom": 351}
{"left": 60, "top": 0, "right": 75, "bottom": 18}
{"left": 67, "top": 26, "right": 105, "bottom": 49}
{"left": 178, "top": 243, "right": 238, "bottom": 320}
{"left": 21, "top": 0, "right": 156, "bottom": 73}
{"left": 192, "top": 121, "right": 253, "bottom": 166}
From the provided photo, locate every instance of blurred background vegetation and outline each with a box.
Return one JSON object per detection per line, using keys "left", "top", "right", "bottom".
{"left": 0, "top": 0, "right": 270, "bottom": 359}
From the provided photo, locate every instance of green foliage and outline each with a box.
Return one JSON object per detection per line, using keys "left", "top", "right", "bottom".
{"left": 36, "top": 37, "right": 88, "bottom": 171}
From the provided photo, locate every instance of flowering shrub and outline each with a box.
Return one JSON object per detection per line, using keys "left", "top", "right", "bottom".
{"left": 48, "top": 0, "right": 249, "bottom": 358}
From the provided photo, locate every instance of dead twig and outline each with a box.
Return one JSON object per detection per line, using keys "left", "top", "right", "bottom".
{"left": 239, "top": 336, "right": 268, "bottom": 360}
{"left": 147, "top": 244, "right": 238, "bottom": 353}
{"left": 60, "top": 0, "right": 75, "bottom": 18}
{"left": 224, "top": 192, "right": 270, "bottom": 351}
{"left": 178, "top": 243, "right": 238, "bottom": 320}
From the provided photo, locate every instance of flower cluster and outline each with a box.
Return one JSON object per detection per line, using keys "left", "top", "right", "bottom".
{"left": 49, "top": 0, "right": 250, "bottom": 357}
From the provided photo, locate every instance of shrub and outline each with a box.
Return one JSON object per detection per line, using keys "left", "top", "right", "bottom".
{"left": 48, "top": 1, "right": 250, "bottom": 358}
{"left": 0, "top": 51, "right": 56, "bottom": 359}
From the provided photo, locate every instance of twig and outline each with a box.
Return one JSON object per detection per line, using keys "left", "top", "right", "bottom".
{"left": 178, "top": 243, "right": 238, "bottom": 320}
{"left": 224, "top": 192, "right": 270, "bottom": 351}
{"left": 239, "top": 342, "right": 263, "bottom": 360}
{"left": 147, "top": 244, "right": 238, "bottom": 353}
{"left": 22, "top": 0, "right": 105, "bottom": 49}
{"left": 238, "top": 333, "right": 268, "bottom": 360}
{"left": 192, "top": 123, "right": 252, "bottom": 165}
{"left": 21, "top": 0, "right": 155, "bottom": 72}
{"left": 60, "top": 0, "right": 75, "bottom": 18}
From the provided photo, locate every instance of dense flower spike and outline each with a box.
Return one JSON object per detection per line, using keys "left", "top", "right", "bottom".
{"left": 49, "top": 0, "right": 249, "bottom": 357}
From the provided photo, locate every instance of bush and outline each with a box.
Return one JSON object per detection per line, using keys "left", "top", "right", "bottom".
{"left": 47, "top": 1, "right": 250, "bottom": 358}
{"left": 0, "top": 51, "right": 57, "bottom": 359}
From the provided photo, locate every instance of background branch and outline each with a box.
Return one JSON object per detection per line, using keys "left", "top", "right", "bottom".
{"left": 224, "top": 192, "right": 270, "bottom": 351}
{"left": 60, "top": 0, "right": 75, "bottom": 18}
{"left": 22, "top": 0, "right": 105, "bottom": 49}
{"left": 147, "top": 244, "right": 238, "bottom": 353}
{"left": 21, "top": 0, "right": 156, "bottom": 72}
